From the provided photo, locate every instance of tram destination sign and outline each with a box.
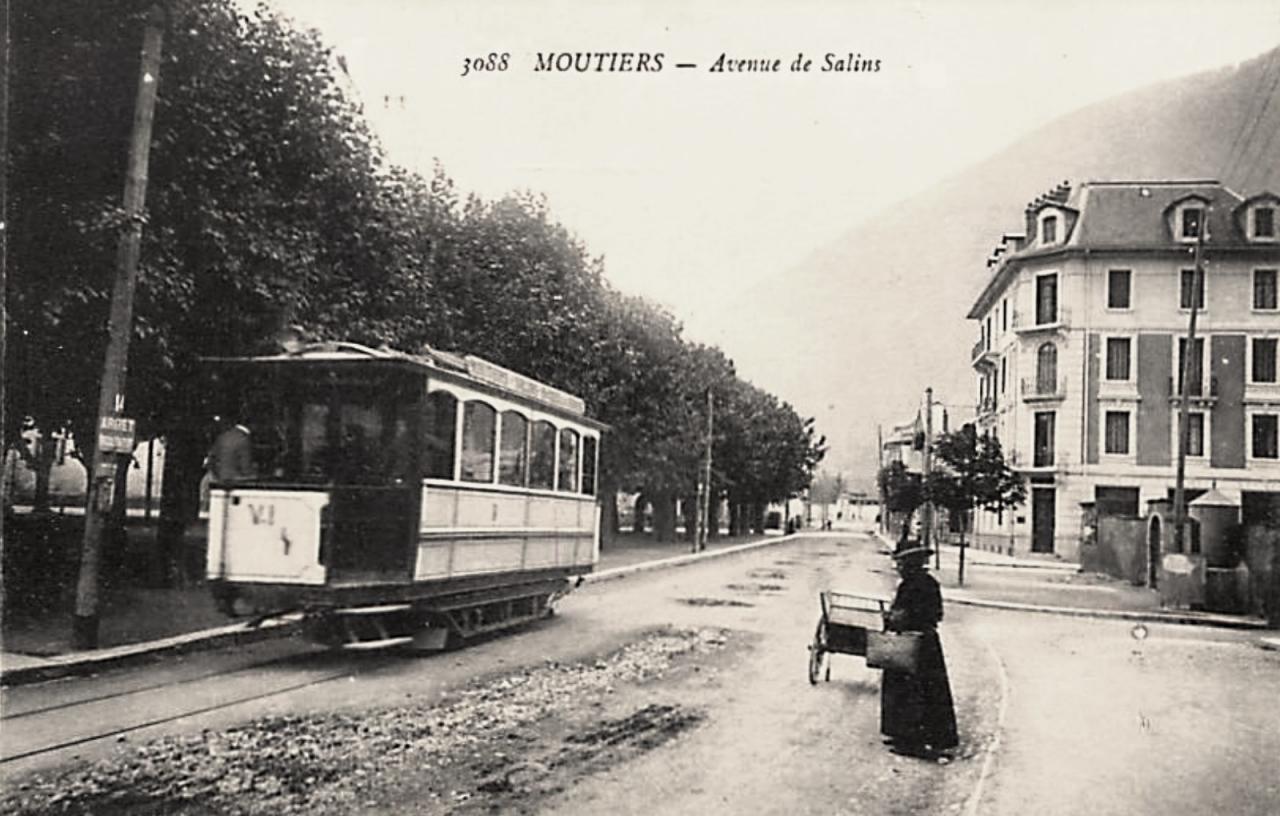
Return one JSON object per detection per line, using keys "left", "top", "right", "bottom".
{"left": 463, "top": 355, "right": 586, "bottom": 416}
{"left": 97, "top": 415, "right": 137, "bottom": 454}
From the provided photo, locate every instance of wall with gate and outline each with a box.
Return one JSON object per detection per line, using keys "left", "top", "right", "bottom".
{"left": 1244, "top": 525, "right": 1280, "bottom": 625}
{"left": 1094, "top": 516, "right": 1148, "bottom": 585}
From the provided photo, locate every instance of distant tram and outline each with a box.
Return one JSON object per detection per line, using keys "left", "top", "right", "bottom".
{"left": 203, "top": 342, "right": 604, "bottom": 650}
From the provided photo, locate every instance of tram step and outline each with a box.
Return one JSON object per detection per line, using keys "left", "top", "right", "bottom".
{"left": 331, "top": 604, "right": 413, "bottom": 616}
{"left": 340, "top": 636, "right": 415, "bottom": 651}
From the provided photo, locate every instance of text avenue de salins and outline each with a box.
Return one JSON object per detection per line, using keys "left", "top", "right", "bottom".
{"left": 460, "top": 51, "right": 881, "bottom": 76}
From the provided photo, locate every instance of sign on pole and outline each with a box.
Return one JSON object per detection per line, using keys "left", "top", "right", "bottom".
{"left": 97, "top": 415, "right": 136, "bottom": 454}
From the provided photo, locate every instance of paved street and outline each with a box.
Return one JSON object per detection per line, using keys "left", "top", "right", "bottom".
{"left": 2, "top": 530, "right": 1278, "bottom": 815}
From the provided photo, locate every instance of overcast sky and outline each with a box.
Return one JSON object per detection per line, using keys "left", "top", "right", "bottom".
{"left": 267, "top": 0, "right": 1278, "bottom": 453}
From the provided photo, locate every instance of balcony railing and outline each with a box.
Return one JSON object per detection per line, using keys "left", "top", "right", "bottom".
{"left": 1011, "top": 306, "right": 1071, "bottom": 333}
{"left": 1168, "top": 374, "right": 1219, "bottom": 402}
{"left": 972, "top": 341, "right": 998, "bottom": 369}
{"left": 1021, "top": 376, "right": 1068, "bottom": 402}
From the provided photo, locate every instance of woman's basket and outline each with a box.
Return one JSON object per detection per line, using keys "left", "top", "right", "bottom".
{"left": 865, "top": 630, "right": 923, "bottom": 673}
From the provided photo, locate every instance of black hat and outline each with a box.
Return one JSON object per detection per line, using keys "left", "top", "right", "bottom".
{"left": 891, "top": 538, "right": 933, "bottom": 561}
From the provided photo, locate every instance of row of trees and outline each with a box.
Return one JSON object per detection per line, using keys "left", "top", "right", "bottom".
{"left": 877, "top": 425, "right": 1024, "bottom": 584}
{"left": 5, "top": 0, "right": 825, "bottom": 575}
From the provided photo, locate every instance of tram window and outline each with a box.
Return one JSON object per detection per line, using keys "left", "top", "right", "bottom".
{"left": 581, "top": 436, "right": 597, "bottom": 496}
{"left": 558, "top": 428, "right": 579, "bottom": 493}
{"left": 530, "top": 420, "right": 556, "bottom": 490}
{"left": 299, "top": 402, "right": 331, "bottom": 479}
{"left": 335, "top": 403, "right": 386, "bottom": 483}
{"left": 461, "top": 401, "right": 497, "bottom": 483}
{"left": 499, "top": 410, "right": 529, "bottom": 486}
{"left": 386, "top": 415, "right": 414, "bottom": 483}
{"left": 422, "top": 391, "right": 457, "bottom": 479}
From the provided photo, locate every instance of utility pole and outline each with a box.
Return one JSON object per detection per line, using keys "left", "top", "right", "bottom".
{"left": 0, "top": 0, "right": 10, "bottom": 550}
{"left": 72, "top": 5, "right": 165, "bottom": 649}
{"left": 697, "top": 389, "right": 714, "bottom": 552}
{"left": 1171, "top": 211, "right": 1207, "bottom": 573}
{"left": 923, "top": 387, "right": 936, "bottom": 569}
{"left": 876, "top": 423, "right": 883, "bottom": 534}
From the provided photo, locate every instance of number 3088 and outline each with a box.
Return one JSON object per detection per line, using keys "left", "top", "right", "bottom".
{"left": 462, "top": 53, "right": 510, "bottom": 77}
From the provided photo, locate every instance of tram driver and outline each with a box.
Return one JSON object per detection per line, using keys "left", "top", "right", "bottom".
{"left": 206, "top": 416, "right": 257, "bottom": 483}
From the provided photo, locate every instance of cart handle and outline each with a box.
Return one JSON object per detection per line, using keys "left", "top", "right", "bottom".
{"left": 819, "top": 591, "right": 889, "bottom": 621}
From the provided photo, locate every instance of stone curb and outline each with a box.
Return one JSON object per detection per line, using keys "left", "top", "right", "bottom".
{"left": 964, "top": 560, "right": 1079, "bottom": 572}
{"left": 583, "top": 533, "right": 799, "bottom": 585}
{"left": 873, "top": 547, "right": 1078, "bottom": 573}
{"left": 1260, "top": 637, "right": 1280, "bottom": 651}
{"left": 870, "top": 531, "right": 1076, "bottom": 572}
{"left": 1, "top": 533, "right": 803, "bottom": 688}
{"left": 0, "top": 616, "right": 303, "bottom": 688}
{"left": 870, "top": 531, "right": 1269, "bottom": 631}
{"left": 943, "top": 593, "right": 1271, "bottom": 630}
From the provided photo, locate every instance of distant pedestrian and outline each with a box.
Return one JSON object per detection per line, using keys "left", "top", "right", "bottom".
{"left": 206, "top": 419, "right": 256, "bottom": 483}
{"left": 880, "top": 538, "right": 958, "bottom": 761}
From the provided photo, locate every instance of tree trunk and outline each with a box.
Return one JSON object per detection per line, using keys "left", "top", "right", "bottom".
{"left": 898, "top": 509, "right": 914, "bottom": 545}
{"left": 958, "top": 526, "right": 968, "bottom": 586}
{"left": 682, "top": 494, "right": 698, "bottom": 545}
{"left": 632, "top": 492, "right": 647, "bottom": 534}
{"left": 32, "top": 436, "right": 55, "bottom": 514}
{"left": 104, "top": 452, "right": 134, "bottom": 584}
{"left": 157, "top": 426, "right": 204, "bottom": 587}
{"left": 751, "top": 501, "right": 766, "bottom": 535}
{"left": 599, "top": 487, "right": 618, "bottom": 550}
{"left": 707, "top": 494, "right": 721, "bottom": 540}
{"left": 728, "top": 499, "right": 743, "bottom": 536}
{"left": 652, "top": 492, "right": 677, "bottom": 543}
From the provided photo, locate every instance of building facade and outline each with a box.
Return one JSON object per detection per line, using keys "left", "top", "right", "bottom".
{"left": 966, "top": 180, "right": 1280, "bottom": 560}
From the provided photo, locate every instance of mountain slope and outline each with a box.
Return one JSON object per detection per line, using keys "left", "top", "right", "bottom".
{"left": 731, "top": 45, "right": 1280, "bottom": 490}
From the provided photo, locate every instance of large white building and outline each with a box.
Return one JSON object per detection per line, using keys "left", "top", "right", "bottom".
{"left": 966, "top": 180, "right": 1280, "bottom": 560}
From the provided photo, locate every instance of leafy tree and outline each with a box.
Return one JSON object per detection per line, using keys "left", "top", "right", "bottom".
{"left": 7, "top": 0, "right": 833, "bottom": 592}
{"left": 715, "top": 380, "right": 825, "bottom": 535}
{"left": 810, "top": 471, "right": 847, "bottom": 505}
{"left": 877, "top": 460, "right": 924, "bottom": 545}
{"left": 925, "top": 424, "right": 1025, "bottom": 584}
{"left": 8, "top": 0, "right": 436, "bottom": 578}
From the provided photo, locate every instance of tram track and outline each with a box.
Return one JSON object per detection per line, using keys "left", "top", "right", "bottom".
{"left": 1, "top": 650, "right": 402, "bottom": 768}
{"left": 1, "top": 669, "right": 354, "bottom": 765}
{"left": 1, "top": 651, "right": 310, "bottom": 722}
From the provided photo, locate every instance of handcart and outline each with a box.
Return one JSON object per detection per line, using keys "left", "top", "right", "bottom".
{"left": 808, "top": 591, "right": 889, "bottom": 684}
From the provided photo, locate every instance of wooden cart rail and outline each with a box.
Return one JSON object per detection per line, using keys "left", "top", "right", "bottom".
{"left": 809, "top": 591, "right": 890, "bottom": 684}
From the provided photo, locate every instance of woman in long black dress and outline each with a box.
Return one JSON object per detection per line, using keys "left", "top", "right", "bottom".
{"left": 880, "top": 542, "right": 959, "bottom": 760}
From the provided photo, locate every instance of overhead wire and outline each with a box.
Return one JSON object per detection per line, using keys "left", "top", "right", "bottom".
{"left": 1220, "top": 48, "right": 1278, "bottom": 179}
{"left": 1222, "top": 49, "right": 1280, "bottom": 188}
{"left": 1239, "top": 95, "right": 1280, "bottom": 192}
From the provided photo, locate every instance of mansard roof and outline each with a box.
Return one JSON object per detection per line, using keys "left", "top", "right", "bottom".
{"left": 1068, "top": 181, "right": 1241, "bottom": 248}
{"left": 968, "top": 180, "right": 1279, "bottom": 318}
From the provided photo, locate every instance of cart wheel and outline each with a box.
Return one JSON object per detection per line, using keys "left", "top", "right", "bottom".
{"left": 808, "top": 620, "right": 829, "bottom": 685}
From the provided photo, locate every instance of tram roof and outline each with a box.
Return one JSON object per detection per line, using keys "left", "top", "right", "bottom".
{"left": 203, "top": 341, "right": 603, "bottom": 426}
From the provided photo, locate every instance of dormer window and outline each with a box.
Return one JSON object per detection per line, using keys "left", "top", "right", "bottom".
{"left": 1234, "top": 194, "right": 1278, "bottom": 242}
{"left": 1042, "top": 215, "right": 1058, "bottom": 245}
{"left": 1255, "top": 207, "right": 1275, "bottom": 240}
{"left": 1181, "top": 207, "right": 1203, "bottom": 240}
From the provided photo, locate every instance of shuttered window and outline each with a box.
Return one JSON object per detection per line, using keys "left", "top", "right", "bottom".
{"left": 1105, "top": 337, "right": 1131, "bottom": 381}
{"left": 1253, "top": 338, "right": 1278, "bottom": 384}
{"left": 1105, "top": 411, "right": 1130, "bottom": 455}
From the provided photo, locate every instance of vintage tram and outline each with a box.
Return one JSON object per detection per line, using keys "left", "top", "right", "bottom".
{"left": 203, "top": 341, "right": 604, "bottom": 650}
